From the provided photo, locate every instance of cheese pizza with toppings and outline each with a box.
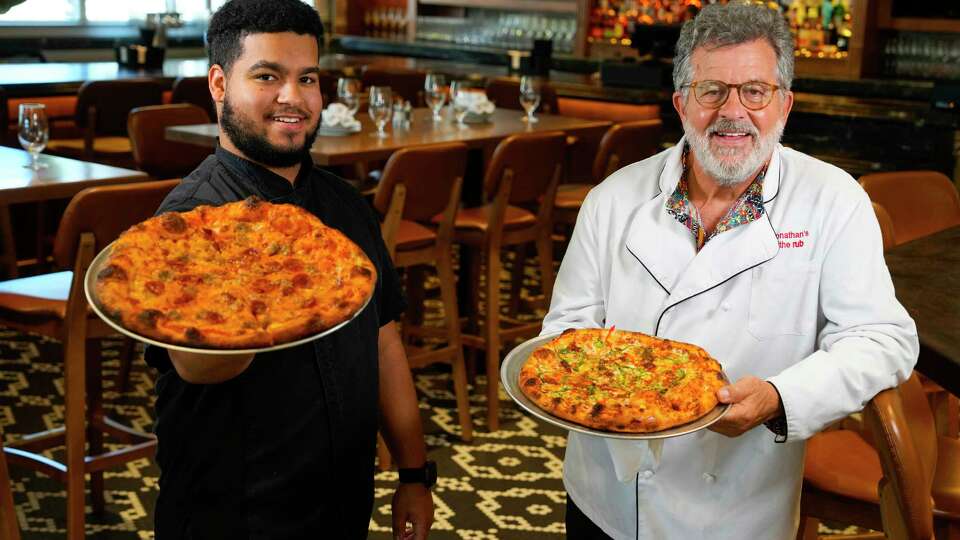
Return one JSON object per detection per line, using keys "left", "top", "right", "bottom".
{"left": 93, "top": 197, "right": 376, "bottom": 349}
{"left": 519, "top": 328, "right": 726, "bottom": 432}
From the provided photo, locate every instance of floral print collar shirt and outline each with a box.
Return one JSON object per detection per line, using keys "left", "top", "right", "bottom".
{"left": 666, "top": 144, "right": 768, "bottom": 251}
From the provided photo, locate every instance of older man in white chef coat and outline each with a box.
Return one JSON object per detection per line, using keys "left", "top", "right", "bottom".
{"left": 541, "top": 3, "right": 919, "bottom": 539}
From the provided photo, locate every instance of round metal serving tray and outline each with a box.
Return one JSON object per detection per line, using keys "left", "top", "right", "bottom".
{"left": 501, "top": 330, "right": 731, "bottom": 440}
{"left": 84, "top": 241, "right": 372, "bottom": 355}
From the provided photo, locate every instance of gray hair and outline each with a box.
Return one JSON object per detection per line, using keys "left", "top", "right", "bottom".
{"left": 673, "top": 2, "right": 795, "bottom": 95}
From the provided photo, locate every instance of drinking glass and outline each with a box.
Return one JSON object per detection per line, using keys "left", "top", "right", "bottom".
{"left": 519, "top": 76, "right": 542, "bottom": 123}
{"left": 368, "top": 86, "right": 393, "bottom": 139}
{"left": 424, "top": 73, "right": 447, "bottom": 123}
{"left": 449, "top": 81, "right": 469, "bottom": 128}
{"left": 337, "top": 77, "right": 361, "bottom": 116}
{"left": 18, "top": 103, "right": 49, "bottom": 170}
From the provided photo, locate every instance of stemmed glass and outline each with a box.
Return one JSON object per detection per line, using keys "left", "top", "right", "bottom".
{"left": 18, "top": 103, "right": 49, "bottom": 170}
{"left": 424, "top": 73, "right": 447, "bottom": 123}
{"left": 337, "top": 77, "right": 361, "bottom": 117}
{"left": 449, "top": 81, "right": 469, "bottom": 128}
{"left": 368, "top": 86, "right": 392, "bottom": 139}
{"left": 519, "top": 76, "right": 542, "bottom": 123}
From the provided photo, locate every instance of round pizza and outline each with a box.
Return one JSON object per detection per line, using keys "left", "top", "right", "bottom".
{"left": 519, "top": 328, "right": 726, "bottom": 433}
{"left": 93, "top": 197, "right": 376, "bottom": 349}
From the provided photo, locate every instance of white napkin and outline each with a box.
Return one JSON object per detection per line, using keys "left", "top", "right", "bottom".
{"left": 321, "top": 103, "right": 361, "bottom": 130}
{"left": 605, "top": 438, "right": 664, "bottom": 483}
{"left": 454, "top": 91, "right": 496, "bottom": 115}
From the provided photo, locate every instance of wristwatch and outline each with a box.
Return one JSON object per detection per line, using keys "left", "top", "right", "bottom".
{"left": 398, "top": 460, "right": 438, "bottom": 488}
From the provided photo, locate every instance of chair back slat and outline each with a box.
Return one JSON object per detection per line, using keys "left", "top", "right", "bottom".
{"left": 75, "top": 80, "right": 165, "bottom": 136}
{"left": 374, "top": 142, "right": 468, "bottom": 223}
{"left": 860, "top": 170, "right": 960, "bottom": 245}
{"left": 592, "top": 119, "right": 662, "bottom": 183}
{"left": 171, "top": 76, "right": 216, "bottom": 121}
{"left": 483, "top": 131, "right": 567, "bottom": 206}
{"left": 52, "top": 179, "right": 180, "bottom": 268}
{"left": 128, "top": 104, "right": 212, "bottom": 178}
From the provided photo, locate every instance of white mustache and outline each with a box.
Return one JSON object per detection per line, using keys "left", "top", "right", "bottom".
{"left": 707, "top": 119, "right": 758, "bottom": 138}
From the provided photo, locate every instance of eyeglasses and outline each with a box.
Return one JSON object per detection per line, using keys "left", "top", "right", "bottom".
{"left": 682, "top": 80, "right": 781, "bottom": 110}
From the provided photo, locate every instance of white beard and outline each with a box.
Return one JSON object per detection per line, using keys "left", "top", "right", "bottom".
{"left": 683, "top": 116, "right": 785, "bottom": 187}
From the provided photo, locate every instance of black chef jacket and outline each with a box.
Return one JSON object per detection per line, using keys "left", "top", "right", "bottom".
{"left": 144, "top": 146, "right": 406, "bottom": 539}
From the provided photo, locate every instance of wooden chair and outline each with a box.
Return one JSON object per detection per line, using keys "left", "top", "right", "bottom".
{"left": 453, "top": 131, "right": 566, "bottom": 431}
{"left": 361, "top": 67, "right": 426, "bottom": 106}
{"left": 128, "top": 103, "right": 213, "bottom": 179}
{"left": 45, "top": 80, "right": 165, "bottom": 167}
{"left": 171, "top": 75, "right": 216, "bottom": 121}
{"left": 799, "top": 372, "right": 960, "bottom": 540}
{"left": 373, "top": 142, "right": 474, "bottom": 467}
{"left": 0, "top": 432, "right": 19, "bottom": 540}
{"left": 0, "top": 179, "right": 177, "bottom": 540}
{"left": 484, "top": 77, "right": 560, "bottom": 114}
{"left": 859, "top": 171, "right": 960, "bottom": 246}
{"left": 555, "top": 119, "right": 663, "bottom": 225}
{"left": 873, "top": 202, "right": 897, "bottom": 251}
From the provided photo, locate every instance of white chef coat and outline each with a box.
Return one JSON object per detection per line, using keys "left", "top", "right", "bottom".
{"left": 541, "top": 139, "right": 919, "bottom": 540}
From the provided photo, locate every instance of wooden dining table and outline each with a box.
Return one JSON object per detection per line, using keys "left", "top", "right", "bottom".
{"left": 885, "top": 226, "right": 960, "bottom": 396}
{"left": 166, "top": 107, "right": 611, "bottom": 166}
{"left": 0, "top": 146, "right": 149, "bottom": 278}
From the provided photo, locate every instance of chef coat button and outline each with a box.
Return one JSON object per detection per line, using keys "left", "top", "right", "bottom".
{"left": 702, "top": 472, "right": 716, "bottom": 483}
{"left": 642, "top": 470, "right": 654, "bottom": 479}
{"left": 721, "top": 303, "right": 731, "bottom": 312}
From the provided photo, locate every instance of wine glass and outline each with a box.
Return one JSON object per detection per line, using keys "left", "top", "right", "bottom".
{"left": 368, "top": 86, "right": 392, "bottom": 139}
{"left": 519, "top": 76, "right": 542, "bottom": 123}
{"left": 424, "top": 73, "right": 447, "bottom": 123}
{"left": 449, "top": 81, "right": 469, "bottom": 128}
{"left": 18, "top": 103, "right": 49, "bottom": 170}
{"left": 337, "top": 77, "right": 361, "bottom": 117}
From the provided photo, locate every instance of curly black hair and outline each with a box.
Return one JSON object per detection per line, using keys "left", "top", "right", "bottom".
{"left": 206, "top": 0, "right": 324, "bottom": 74}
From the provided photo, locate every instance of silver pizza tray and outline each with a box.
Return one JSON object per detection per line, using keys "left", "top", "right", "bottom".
{"left": 84, "top": 241, "right": 373, "bottom": 356}
{"left": 501, "top": 330, "right": 731, "bottom": 440}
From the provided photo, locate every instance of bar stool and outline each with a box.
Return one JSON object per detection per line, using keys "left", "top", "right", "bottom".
{"left": 453, "top": 131, "right": 566, "bottom": 431}
{"left": 556, "top": 119, "right": 662, "bottom": 225}
{"left": 374, "top": 143, "right": 473, "bottom": 447}
{"left": 128, "top": 103, "right": 213, "bottom": 179}
{"left": 0, "top": 179, "right": 177, "bottom": 540}
{"left": 0, "top": 432, "right": 19, "bottom": 540}
{"left": 171, "top": 75, "right": 216, "bottom": 121}
{"left": 46, "top": 79, "right": 165, "bottom": 167}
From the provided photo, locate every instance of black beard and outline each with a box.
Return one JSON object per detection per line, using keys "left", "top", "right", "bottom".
{"left": 220, "top": 97, "right": 319, "bottom": 168}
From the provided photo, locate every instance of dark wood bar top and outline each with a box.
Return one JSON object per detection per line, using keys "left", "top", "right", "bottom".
{"left": 886, "top": 226, "right": 960, "bottom": 395}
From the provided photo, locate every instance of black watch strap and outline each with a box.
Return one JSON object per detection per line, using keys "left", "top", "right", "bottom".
{"left": 398, "top": 460, "right": 437, "bottom": 488}
{"left": 763, "top": 382, "right": 788, "bottom": 443}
